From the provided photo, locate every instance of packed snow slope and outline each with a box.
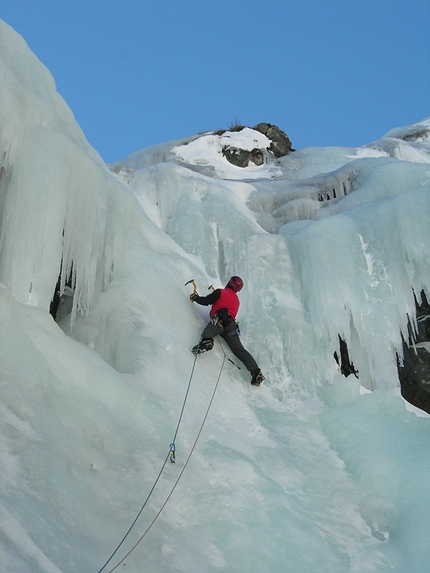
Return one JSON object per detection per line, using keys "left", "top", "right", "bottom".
{"left": 1, "top": 19, "right": 430, "bottom": 573}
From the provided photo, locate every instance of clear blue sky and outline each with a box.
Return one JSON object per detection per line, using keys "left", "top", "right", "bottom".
{"left": 2, "top": 0, "right": 429, "bottom": 163}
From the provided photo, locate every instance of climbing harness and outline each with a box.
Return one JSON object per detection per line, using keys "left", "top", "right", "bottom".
{"left": 97, "top": 339, "right": 227, "bottom": 573}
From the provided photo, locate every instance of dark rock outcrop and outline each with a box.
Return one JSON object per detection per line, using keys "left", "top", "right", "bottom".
{"left": 222, "top": 146, "right": 265, "bottom": 168}
{"left": 254, "top": 122, "right": 294, "bottom": 158}
{"left": 220, "top": 123, "right": 294, "bottom": 168}
{"left": 398, "top": 291, "right": 430, "bottom": 414}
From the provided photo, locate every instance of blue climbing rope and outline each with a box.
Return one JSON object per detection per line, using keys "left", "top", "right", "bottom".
{"left": 105, "top": 348, "right": 227, "bottom": 572}
{"left": 97, "top": 350, "right": 200, "bottom": 573}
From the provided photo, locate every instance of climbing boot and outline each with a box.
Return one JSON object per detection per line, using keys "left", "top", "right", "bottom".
{"left": 251, "top": 369, "right": 265, "bottom": 386}
{"left": 192, "top": 338, "right": 214, "bottom": 355}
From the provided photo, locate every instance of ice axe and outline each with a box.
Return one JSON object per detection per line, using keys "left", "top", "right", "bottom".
{"left": 185, "top": 278, "right": 197, "bottom": 296}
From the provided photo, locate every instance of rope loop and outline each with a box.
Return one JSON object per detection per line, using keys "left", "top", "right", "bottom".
{"left": 98, "top": 344, "right": 226, "bottom": 573}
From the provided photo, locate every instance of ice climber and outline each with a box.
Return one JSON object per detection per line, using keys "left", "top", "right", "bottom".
{"left": 190, "top": 276, "right": 265, "bottom": 386}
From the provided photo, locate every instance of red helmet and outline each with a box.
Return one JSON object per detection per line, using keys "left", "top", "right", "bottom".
{"left": 226, "top": 276, "right": 243, "bottom": 292}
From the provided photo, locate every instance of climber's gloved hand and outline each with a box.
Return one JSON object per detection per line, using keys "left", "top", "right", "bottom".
{"left": 189, "top": 292, "right": 199, "bottom": 302}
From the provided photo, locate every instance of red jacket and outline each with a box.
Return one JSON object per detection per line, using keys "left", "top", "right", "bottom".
{"left": 194, "top": 287, "right": 239, "bottom": 319}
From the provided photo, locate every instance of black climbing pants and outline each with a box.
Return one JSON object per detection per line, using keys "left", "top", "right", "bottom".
{"left": 201, "top": 321, "right": 259, "bottom": 373}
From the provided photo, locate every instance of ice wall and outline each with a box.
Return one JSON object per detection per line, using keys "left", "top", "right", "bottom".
{"left": 0, "top": 20, "right": 158, "bottom": 328}
{"left": 1, "top": 18, "right": 430, "bottom": 573}
{"left": 113, "top": 118, "right": 430, "bottom": 393}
